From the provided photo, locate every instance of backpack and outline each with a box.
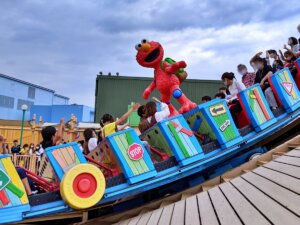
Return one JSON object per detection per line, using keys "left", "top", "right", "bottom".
{"left": 160, "top": 57, "right": 188, "bottom": 83}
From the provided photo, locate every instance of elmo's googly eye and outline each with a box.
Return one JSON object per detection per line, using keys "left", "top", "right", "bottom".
{"left": 141, "top": 39, "right": 148, "bottom": 44}
{"left": 135, "top": 43, "right": 142, "bottom": 51}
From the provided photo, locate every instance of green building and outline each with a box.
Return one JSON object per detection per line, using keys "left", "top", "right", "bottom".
{"left": 94, "top": 74, "right": 223, "bottom": 123}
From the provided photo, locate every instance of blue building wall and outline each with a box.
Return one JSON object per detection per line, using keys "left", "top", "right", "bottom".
{"left": 0, "top": 74, "right": 69, "bottom": 120}
{"left": 30, "top": 105, "right": 95, "bottom": 123}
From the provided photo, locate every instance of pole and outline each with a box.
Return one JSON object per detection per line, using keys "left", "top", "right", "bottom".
{"left": 20, "top": 109, "right": 25, "bottom": 147}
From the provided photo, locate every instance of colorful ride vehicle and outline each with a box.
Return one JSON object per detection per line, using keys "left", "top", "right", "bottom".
{"left": 1, "top": 68, "right": 300, "bottom": 224}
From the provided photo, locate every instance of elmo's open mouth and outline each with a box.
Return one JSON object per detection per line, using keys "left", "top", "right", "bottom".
{"left": 145, "top": 48, "right": 160, "bottom": 63}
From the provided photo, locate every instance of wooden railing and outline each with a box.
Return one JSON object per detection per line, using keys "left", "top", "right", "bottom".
{"left": 11, "top": 154, "right": 39, "bottom": 174}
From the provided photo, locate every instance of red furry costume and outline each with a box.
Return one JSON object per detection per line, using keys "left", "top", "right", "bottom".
{"left": 135, "top": 39, "right": 197, "bottom": 116}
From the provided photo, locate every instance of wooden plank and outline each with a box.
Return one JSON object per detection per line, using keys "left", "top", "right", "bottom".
{"left": 196, "top": 192, "right": 218, "bottom": 225}
{"left": 231, "top": 177, "right": 300, "bottom": 225}
{"left": 127, "top": 214, "right": 142, "bottom": 225}
{"left": 147, "top": 208, "right": 163, "bottom": 225}
{"left": 158, "top": 204, "right": 174, "bottom": 225}
{"left": 219, "top": 182, "right": 270, "bottom": 225}
{"left": 242, "top": 172, "right": 300, "bottom": 216}
{"left": 170, "top": 200, "right": 185, "bottom": 225}
{"left": 285, "top": 150, "right": 300, "bottom": 158}
{"left": 60, "top": 148, "right": 73, "bottom": 165}
{"left": 137, "top": 211, "right": 152, "bottom": 225}
{"left": 208, "top": 186, "right": 242, "bottom": 225}
{"left": 52, "top": 150, "right": 68, "bottom": 170}
{"left": 185, "top": 196, "right": 200, "bottom": 225}
{"left": 253, "top": 166, "right": 300, "bottom": 194}
{"left": 117, "top": 218, "right": 131, "bottom": 225}
{"left": 263, "top": 161, "right": 300, "bottom": 179}
{"left": 274, "top": 155, "right": 300, "bottom": 167}
{"left": 66, "top": 146, "right": 75, "bottom": 161}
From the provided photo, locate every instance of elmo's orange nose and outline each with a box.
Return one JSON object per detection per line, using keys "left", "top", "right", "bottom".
{"left": 141, "top": 43, "right": 151, "bottom": 52}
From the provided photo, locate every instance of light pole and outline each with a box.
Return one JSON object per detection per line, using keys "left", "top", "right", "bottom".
{"left": 20, "top": 104, "right": 28, "bottom": 147}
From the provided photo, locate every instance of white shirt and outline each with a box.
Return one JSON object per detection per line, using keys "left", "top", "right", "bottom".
{"left": 147, "top": 102, "right": 170, "bottom": 123}
{"left": 88, "top": 137, "right": 98, "bottom": 152}
{"left": 227, "top": 80, "right": 246, "bottom": 101}
{"left": 292, "top": 44, "right": 299, "bottom": 53}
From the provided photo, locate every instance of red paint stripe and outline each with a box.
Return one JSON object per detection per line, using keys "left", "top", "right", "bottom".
{"left": 0, "top": 190, "right": 10, "bottom": 205}
{"left": 253, "top": 89, "right": 271, "bottom": 120}
{"left": 171, "top": 121, "right": 193, "bottom": 137}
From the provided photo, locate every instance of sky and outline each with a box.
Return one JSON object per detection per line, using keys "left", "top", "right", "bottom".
{"left": 0, "top": 0, "right": 300, "bottom": 107}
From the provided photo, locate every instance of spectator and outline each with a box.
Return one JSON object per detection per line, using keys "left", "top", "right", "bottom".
{"left": 250, "top": 52, "right": 270, "bottom": 70}
{"left": 145, "top": 99, "right": 170, "bottom": 127}
{"left": 100, "top": 103, "right": 140, "bottom": 138}
{"left": 83, "top": 128, "right": 98, "bottom": 153}
{"left": 41, "top": 118, "right": 65, "bottom": 149}
{"left": 0, "top": 135, "right": 4, "bottom": 154}
{"left": 0, "top": 136, "right": 9, "bottom": 154}
{"left": 252, "top": 56, "right": 278, "bottom": 110}
{"left": 273, "top": 59, "right": 284, "bottom": 72}
{"left": 215, "top": 93, "right": 226, "bottom": 99}
{"left": 282, "top": 51, "right": 297, "bottom": 68}
{"left": 286, "top": 37, "right": 299, "bottom": 54}
{"left": 219, "top": 87, "right": 230, "bottom": 95}
{"left": 29, "top": 143, "right": 35, "bottom": 155}
{"left": 77, "top": 140, "right": 84, "bottom": 152}
{"left": 19, "top": 144, "right": 29, "bottom": 155}
{"left": 266, "top": 50, "right": 283, "bottom": 72}
{"left": 137, "top": 105, "right": 150, "bottom": 133}
{"left": 11, "top": 140, "right": 20, "bottom": 154}
{"left": 221, "top": 72, "right": 246, "bottom": 127}
{"left": 237, "top": 64, "right": 256, "bottom": 88}
{"left": 201, "top": 96, "right": 211, "bottom": 103}
{"left": 35, "top": 144, "right": 44, "bottom": 162}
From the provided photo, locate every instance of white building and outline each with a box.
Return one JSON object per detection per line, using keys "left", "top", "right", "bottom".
{"left": 0, "top": 73, "right": 69, "bottom": 120}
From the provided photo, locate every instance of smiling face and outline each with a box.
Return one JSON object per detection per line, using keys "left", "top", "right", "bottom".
{"left": 136, "top": 39, "right": 164, "bottom": 68}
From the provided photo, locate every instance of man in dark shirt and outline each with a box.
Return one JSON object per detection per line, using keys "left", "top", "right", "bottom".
{"left": 11, "top": 139, "right": 20, "bottom": 154}
{"left": 252, "top": 56, "right": 278, "bottom": 110}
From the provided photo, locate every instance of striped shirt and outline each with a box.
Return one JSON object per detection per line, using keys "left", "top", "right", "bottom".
{"left": 242, "top": 72, "right": 256, "bottom": 88}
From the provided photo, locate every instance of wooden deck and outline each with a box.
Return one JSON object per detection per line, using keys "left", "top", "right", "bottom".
{"left": 111, "top": 148, "right": 300, "bottom": 225}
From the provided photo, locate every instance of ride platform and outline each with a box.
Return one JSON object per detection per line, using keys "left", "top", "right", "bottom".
{"left": 82, "top": 135, "right": 300, "bottom": 225}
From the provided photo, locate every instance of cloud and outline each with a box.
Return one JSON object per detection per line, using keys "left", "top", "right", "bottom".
{"left": 0, "top": 0, "right": 299, "bottom": 107}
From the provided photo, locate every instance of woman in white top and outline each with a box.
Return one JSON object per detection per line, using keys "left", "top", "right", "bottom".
{"left": 83, "top": 128, "right": 98, "bottom": 154}
{"left": 145, "top": 99, "right": 170, "bottom": 127}
{"left": 221, "top": 72, "right": 246, "bottom": 128}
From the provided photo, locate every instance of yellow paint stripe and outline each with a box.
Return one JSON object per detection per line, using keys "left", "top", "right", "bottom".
{"left": 1, "top": 158, "right": 28, "bottom": 204}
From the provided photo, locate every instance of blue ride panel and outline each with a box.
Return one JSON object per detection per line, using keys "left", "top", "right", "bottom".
{"left": 45, "top": 142, "right": 87, "bottom": 181}
{"left": 184, "top": 99, "right": 243, "bottom": 149}
{"left": 238, "top": 84, "right": 277, "bottom": 132}
{"left": 269, "top": 68, "right": 300, "bottom": 113}
{"left": 106, "top": 128, "right": 157, "bottom": 184}
{"left": 155, "top": 115, "right": 205, "bottom": 166}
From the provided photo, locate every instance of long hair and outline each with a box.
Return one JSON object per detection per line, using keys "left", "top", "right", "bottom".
{"left": 41, "top": 126, "right": 56, "bottom": 149}
{"left": 100, "top": 114, "right": 114, "bottom": 127}
{"left": 221, "top": 72, "right": 235, "bottom": 81}
{"left": 145, "top": 101, "right": 157, "bottom": 117}
{"left": 83, "top": 128, "right": 94, "bottom": 142}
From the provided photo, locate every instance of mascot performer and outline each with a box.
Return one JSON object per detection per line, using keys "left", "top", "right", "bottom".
{"left": 135, "top": 39, "right": 197, "bottom": 116}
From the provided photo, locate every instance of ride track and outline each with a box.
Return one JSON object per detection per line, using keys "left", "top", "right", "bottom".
{"left": 1, "top": 59, "right": 300, "bottom": 224}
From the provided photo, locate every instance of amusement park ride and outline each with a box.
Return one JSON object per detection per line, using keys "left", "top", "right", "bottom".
{"left": 1, "top": 40, "right": 300, "bottom": 224}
